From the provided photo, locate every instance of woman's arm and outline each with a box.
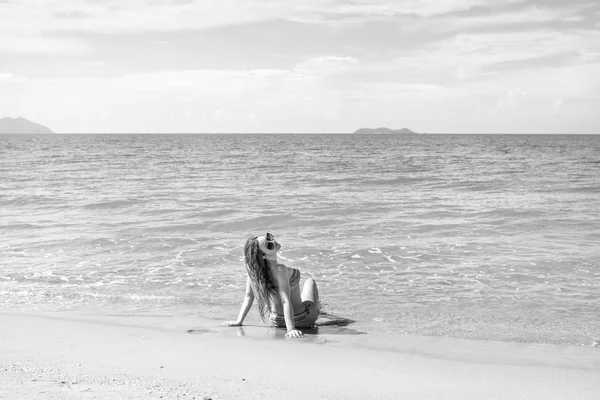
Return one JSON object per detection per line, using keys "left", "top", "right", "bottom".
{"left": 275, "top": 266, "right": 303, "bottom": 338}
{"left": 227, "top": 277, "right": 254, "bottom": 326}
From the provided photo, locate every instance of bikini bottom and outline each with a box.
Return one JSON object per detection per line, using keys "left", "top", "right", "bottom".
{"left": 268, "top": 304, "right": 315, "bottom": 328}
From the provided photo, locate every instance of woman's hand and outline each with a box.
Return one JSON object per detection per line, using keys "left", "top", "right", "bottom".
{"left": 285, "top": 329, "right": 303, "bottom": 338}
{"left": 225, "top": 321, "right": 242, "bottom": 327}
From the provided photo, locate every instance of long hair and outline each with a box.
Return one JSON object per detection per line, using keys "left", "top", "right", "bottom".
{"left": 244, "top": 236, "right": 278, "bottom": 321}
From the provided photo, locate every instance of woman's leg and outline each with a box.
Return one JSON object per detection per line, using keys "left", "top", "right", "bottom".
{"left": 297, "top": 278, "right": 320, "bottom": 328}
{"left": 301, "top": 278, "right": 319, "bottom": 306}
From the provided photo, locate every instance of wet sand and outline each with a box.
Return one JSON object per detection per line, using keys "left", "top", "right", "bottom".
{"left": 1, "top": 311, "right": 599, "bottom": 400}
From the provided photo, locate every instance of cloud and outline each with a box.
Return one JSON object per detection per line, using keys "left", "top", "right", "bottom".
{"left": 291, "top": 56, "right": 358, "bottom": 83}
{"left": 0, "top": 71, "right": 27, "bottom": 83}
{"left": 1, "top": 0, "right": 596, "bottom": 57}
{"left": 284, "top": 0, "right": 583, "bottom": 28}
{"left": 4, "top": 60, "right": 367, "bottom": 132}
{"left": 438, "top": 3, "right": 594, "bottom": 28}
{"left": 290, "top": 0, "right": 525, "bottom": 21}
{"left": 7, "top": 67, "right": 290, "bottom": 131}
{"left": 0, "top": 0, "right": 273, "bottom": 54}
{"left": 0, "top": 0, "right": 557, "bottom": 36}
{"left": 553, "top": 99, "right": 564, "bottom": 109}
{"left": 0, "top": 35, "right": 92, "bottom": 54}
{"left": 81, "top": 61, "right": 108, "bottom": 68}
{"left": 0, "top": 0, "right": 276, "bottom": 35}
{"left": 379, "top": 28, "right": 600, "bottom": 86}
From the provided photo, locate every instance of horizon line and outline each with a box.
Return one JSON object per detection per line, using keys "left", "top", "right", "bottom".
{"left": 2, "top": 132, "right": 599, "bottom": 135}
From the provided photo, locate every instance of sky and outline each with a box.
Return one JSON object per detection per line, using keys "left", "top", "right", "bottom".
{"left": 1, "top": 0, "right": 599, "bottom": 133}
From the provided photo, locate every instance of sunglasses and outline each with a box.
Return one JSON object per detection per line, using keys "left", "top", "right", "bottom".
{"left": 265, "top": 232, "right": 276, "bottom": 250}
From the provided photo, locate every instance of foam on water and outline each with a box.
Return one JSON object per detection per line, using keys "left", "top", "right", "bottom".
{"left": 1, "top": 134, "right": 599, "bottom": 346}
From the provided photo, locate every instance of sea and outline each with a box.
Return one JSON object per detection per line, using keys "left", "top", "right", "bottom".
{"left": 1, "top": 133, "right": 599, "bottom": 346}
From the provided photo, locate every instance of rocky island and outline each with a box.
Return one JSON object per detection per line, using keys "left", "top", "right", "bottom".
{"left": 353, "top": 127, "right": 420, "bottom": 135}
{"left": 0, "top": 117, "right": 54, "bottom": 134}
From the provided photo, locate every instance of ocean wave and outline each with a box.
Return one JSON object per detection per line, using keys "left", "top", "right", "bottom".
{"left": 82, "top": 198, "right": 147, "bottom": 209}
{"left": 208, "top": 214, "right": 296, "bottom": 231}
{"left": 1, "top": 223, "right": 41, "bottom": 230}
{"left": 361, "top": 176, "right": 432, "bottom": 186}
{"left": 0, "top": 195, "right": 64, "bottom": 206}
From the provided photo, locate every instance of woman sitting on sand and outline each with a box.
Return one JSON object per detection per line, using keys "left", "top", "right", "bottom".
{"left": 227, "top": 233, "right": 320, "bottom": 338}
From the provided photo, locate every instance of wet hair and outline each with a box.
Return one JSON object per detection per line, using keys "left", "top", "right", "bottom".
{"left": 244, "top": 236, "right": 278, "bottom": 321}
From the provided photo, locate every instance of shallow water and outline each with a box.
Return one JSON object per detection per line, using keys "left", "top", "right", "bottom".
{"left": 1, "top": 133, "right": 599, "bottom": 345}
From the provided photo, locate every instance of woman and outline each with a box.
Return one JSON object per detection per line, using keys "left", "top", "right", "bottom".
{"left": 227, "top": 233, "right": 320, "bottom": 338}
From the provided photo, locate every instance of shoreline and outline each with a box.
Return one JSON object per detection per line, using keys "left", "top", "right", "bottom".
{"left": 1, "top": 311, "right": 599, "bottom": 399}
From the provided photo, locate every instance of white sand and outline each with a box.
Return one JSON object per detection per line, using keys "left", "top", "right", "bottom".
{"left": 1, "top": 311, "right": 599, "bottom": 400}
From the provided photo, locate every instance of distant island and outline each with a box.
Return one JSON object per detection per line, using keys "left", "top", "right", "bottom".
{"left": 353, "top": 127, "right": 420, "bottom": 135}
{"left": 0, "top": 117, "right": 54, "bottom": 134}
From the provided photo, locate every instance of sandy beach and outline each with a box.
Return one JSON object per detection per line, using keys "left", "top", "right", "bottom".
{"left": 1, "top": 311, "right": 599, "bottom": 400}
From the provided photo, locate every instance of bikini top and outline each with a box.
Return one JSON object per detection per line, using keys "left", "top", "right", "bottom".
{"left": 289, "top": 267, "right": 301, "bottom": 287}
